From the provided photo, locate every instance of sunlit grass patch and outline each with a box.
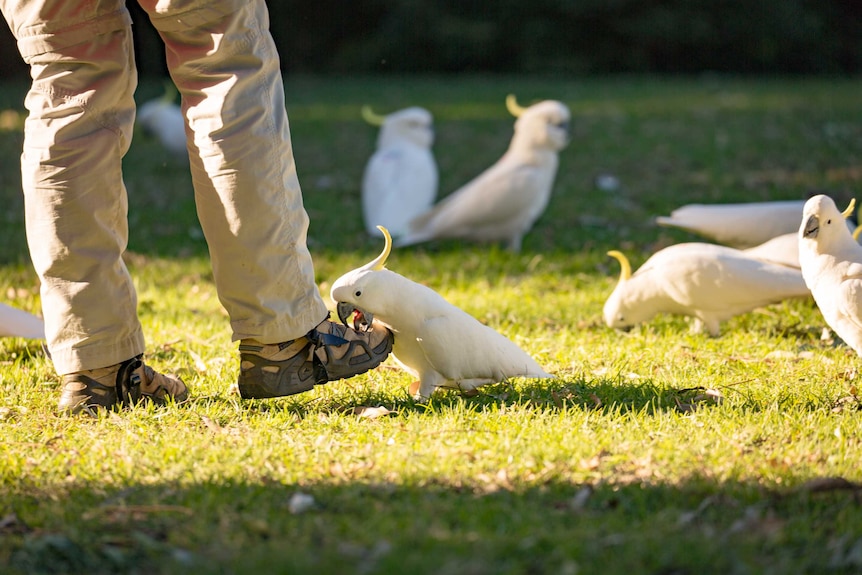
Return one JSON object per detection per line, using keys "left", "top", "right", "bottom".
{"left": 1, "top": 76, "right": 862, "bottom": 574}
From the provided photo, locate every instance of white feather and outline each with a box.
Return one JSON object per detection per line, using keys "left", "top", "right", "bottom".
{"left": 330, "top": 231, "right": 551, "bottom": 401}
{"left": 798, "top": 194, "right": 862, "bottom": 356}
{"left": 361, "top": 107, "right": 437, "bottom": 238}
{"left": 0, "top": 302, "right": 44, "bottom": 339}
{"left": 395, "top": 99, "right": 570, "bottom": 252}
{"left": 604, "top": 243, "right": 811, "bottom": 336}
{"left": 742, "top": 232, "right": 801, "bottom": 269}
{"left": 137, "top": 98, "right": 188, "bottom": 160}
{"left": 655, "top": 200, "right": 807, "bottom": 248}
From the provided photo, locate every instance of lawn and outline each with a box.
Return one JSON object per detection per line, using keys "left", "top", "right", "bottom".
{"left": 1, "top": 75, "right": 862, "bottom": 575}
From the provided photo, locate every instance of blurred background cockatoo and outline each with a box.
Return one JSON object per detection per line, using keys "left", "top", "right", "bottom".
{"left": 136, "top": 83, "right": 188, "bottom": 161}
{"left": 655, "top": 200, "right": 808, "bottom": 248}
{"left": 604, "top": 243, "right": 811, "bottom": 336}
{"left": 360, "top": 105, "right": 438, "bottom": 238}
{"left": 331, "top": 227, "right": 552, "bottom": 400}
{"left": 0, "top": 302, "right": 44, "bottom": 339}
{"left": 798, "top": 194, "right": 862, "bottom": 356}
{"left": 394, "top": 95, "right": 570, "bottom": 252}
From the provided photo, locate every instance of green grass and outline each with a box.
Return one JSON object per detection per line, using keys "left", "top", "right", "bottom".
{"left": 2, "top": 75, "right": 862, "bottom": 574}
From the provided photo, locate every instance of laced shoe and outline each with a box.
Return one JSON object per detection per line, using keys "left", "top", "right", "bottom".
{"left": 237, "top": 317, "right": 393, "bottom": 399}
{"left": 58, "top": 355, "right": 189, "bottom": 414}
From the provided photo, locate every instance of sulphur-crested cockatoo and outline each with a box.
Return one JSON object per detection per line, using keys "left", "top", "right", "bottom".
{"left": 604, "top": 243, "right": 811, "bottom": 336}
{"left": 395, "top": 95, "right": 570, "bottom": 252}
{"left": 655, "top": 200, "right": 807, "bottom": 248}
{"left": 360, "top": 105, "right": 438, "bottom": 238}
{"left": 137, "top": 84, "right": 187, "bottom": 160}
{"left": 0, "top": 302, "right": 44, "bottom": 339}
{"left": 798, "top": 195, "right": 862, "bottom": 356}
{"left": 331, "top": 226, "right": 552, "bottom": 400}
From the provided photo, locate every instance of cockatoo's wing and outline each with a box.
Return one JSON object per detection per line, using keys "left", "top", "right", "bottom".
{"left": 656, "top": 200, "right": 806, "bottom": 248}
{"left": 0, "top": 303, "right": 45, "bottom": 339}
{"left": 837, "top": 277, "right": 862, "bottom": 333}
{"left": 655, "top": 246, "right": 810, "bottom": 311}
{"left": 415, "top": 315, "right": 549, "bottom": 383}
{"left": 742, "top": 232, "right": 800, "bottom": 269}
{"left": 398, "top": 161, "right": 539, "bottom": 246}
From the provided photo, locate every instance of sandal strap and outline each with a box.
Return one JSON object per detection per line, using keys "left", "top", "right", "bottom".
{"left": 115, "top": 354, "right": 143, "bottom": 408}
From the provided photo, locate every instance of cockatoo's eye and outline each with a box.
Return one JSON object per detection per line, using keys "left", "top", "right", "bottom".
{"left": 355, "top": 290, "right": 362, "bottom": 297}
{"left": 826, "top": 219, "right": 832, "bottom": 225}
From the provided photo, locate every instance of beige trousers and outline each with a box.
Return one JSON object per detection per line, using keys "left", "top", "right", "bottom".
{"left": 1, "top": 0, "right": 328, "bottom": 374}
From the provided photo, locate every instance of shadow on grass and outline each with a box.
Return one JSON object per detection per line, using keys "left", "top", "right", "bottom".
{"left": 2, "top": 473, "right": 860, "bottom": 575}
{"left": 228, "top": 370, "right": 855, "bottom": 425}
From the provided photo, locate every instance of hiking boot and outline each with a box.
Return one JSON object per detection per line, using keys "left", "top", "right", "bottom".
{"left": 58, "top": 355, "right": 189, "bottom": 414}
{"left": 237, "top": 317, "right": 393, "bottom": 399}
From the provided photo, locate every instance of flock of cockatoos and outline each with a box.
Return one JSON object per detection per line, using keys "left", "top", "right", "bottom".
{"left": 5, "top": 91, "right": 862, "bottom": 403}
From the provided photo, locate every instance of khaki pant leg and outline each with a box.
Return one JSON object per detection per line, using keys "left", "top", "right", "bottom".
{"left": 139, "top": 0, "right": 329, "bottom": 343}
{"left": 0, "top": 0, "right": 145, "bottom": 374}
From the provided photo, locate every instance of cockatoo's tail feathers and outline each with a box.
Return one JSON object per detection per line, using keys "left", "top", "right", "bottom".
{"left": 505, "top": 94, "right": 527, "bottom": 117}
{"left": 842, "top": 198, "right": 857, "bottom": 219}
{"left": 607, "top": 250, "right": 632, "bottom": 282}
{"left": 359, "top": 226, "right": 393, "bottom": 272}
{"left": 361, "top": 105, "right": 386, "bottom": 126}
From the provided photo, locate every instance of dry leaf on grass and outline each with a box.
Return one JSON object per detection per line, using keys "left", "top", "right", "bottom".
{"left": 763, "top": 350, "right": 816, "bottom": 362}
{"left": 353, "top": 406, "right": 396, "bottom": 419}
{"left": 200, "top": 415, "right": 223, "bottom": 433}
{"left": 288, "top": 492, "right": 316, "bottom": 514}
{"left": 568, "top": 486, "right": 593, "bottom": 511}
{"left": 188, "top": 349, "right": 208, "bottom": 373}
{"left": 675, "top": 387, "right": 723, "bottom": 412}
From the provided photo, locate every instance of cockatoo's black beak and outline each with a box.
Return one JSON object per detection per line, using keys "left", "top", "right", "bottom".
{"left": 336, "top": 301, "right": 373, "bottom": 332}
{"left": 802, "top": 215, "right": 819, "bottom": 239}
{"left": 336, "top": 302, "right": 355, "bottom": 326}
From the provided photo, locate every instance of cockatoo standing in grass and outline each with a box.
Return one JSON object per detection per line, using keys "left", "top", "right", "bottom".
{"left": 395, "top": 95, "right": 570, "bottom": 252}
{"left": 137, "top": 84, "right": 187, "bottom": 160}
{"left": 798, "top": 194, "right": 862, "bottom": 356}
{"left": 604, "top": 243, "right": 811, "bottom": 336}
{"left": 655, "top": 200, "right": 807, "bottom": 248}
{"left": 0, "top": 303, "right": 44, "bottom": 339}
{"left": 360, "top": 105, "right": 437, "bottom": 238}
{"left": 331, "top": 226, "right": 552, "bottom": 400}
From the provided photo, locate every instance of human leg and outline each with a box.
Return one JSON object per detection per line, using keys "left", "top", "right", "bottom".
{"left": 0, "top": 0, "right": 187, "bottom": 411}
{"left": 140, "top": 0, "right": 392, "bottom": 397}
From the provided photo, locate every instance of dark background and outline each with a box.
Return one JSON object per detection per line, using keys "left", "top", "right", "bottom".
{"left": 1, "top": 0, "right": 862, "bottom": 78}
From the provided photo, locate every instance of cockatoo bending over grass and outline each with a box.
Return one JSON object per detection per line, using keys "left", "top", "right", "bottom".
{"left": 603, "top": 243, "right": 811, "bottom": 336}
{"left": 798, "top": 195, "right": 862, "bottom": 356}
{"left": 655, "top": 200, "right": 807, "bottom": 248}
{"left": 361, "top": 105, "right": 438, "bottom": 238}
{"left": 331, "top": 226, "right": 553, "bottom": 401}
{"left": 394, "top": 95, "right": 570, "bottom": 252}
{"left": 0, "top": 302, "right": 44, "bottom": 339}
